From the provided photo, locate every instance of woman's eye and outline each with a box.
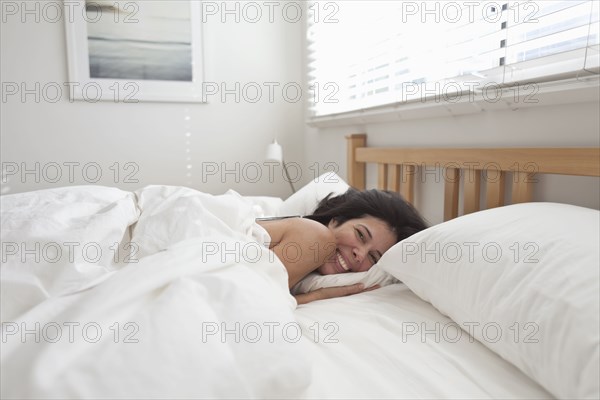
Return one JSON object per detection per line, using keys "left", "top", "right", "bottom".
{"left": 369, "top": 254, "right": 378, "bottom": 264}
{"left": 356, "top": 229, "right": 365, "bottom": 241}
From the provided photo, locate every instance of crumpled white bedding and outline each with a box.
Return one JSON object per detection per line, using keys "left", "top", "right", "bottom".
{"left": 1, "top": 185, "right": 306, "bottom": 399}
{"left": 1, "top": 186, "right": 139, "bottom": 322}
{"left": 0, "top": 185, "right": 555, "bottom": 399}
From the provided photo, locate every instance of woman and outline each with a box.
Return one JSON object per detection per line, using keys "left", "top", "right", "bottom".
{"left": 257, "top": 188, "right": 428, "bottom": 304}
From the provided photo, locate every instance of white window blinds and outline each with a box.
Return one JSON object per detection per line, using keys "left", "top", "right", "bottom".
{"left": 306, "top": 1, "right": 600, "bottom": 117}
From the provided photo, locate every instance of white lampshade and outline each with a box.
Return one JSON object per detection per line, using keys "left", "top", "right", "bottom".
{"left": 265, "top": 140, "right": 283, "bottom": 163}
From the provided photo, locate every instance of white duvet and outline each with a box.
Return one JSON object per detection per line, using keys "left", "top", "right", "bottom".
{"left": 1, "top": 185, "right": 555, "bottom": 399}
{"left": 1, "top": 185, "right": 307, "bottom": 399}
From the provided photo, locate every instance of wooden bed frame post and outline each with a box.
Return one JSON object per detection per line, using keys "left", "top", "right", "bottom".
{"left": 346, "top": 134, "right": 367, "bottom": 190}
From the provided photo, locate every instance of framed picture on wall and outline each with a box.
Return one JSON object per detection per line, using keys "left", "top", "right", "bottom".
{"left": 64, "top": 0, "right": 204, "bottom": 103}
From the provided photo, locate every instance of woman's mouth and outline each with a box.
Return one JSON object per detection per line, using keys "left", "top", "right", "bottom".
{"left": 335, "top": 251, "right": 350, "bottom": 273}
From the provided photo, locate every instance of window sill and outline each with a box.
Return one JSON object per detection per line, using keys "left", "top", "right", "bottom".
{"left": 306, "top": 75, "right": 600, "bottom": 129}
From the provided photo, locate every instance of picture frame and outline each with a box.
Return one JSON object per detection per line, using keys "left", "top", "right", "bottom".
{"left": 64, "top": 0, "right": 204, "bottom": 103}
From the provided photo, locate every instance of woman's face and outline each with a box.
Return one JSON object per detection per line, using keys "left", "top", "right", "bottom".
{"left": 317, "top": 216, "right": 396, "bottom": 275}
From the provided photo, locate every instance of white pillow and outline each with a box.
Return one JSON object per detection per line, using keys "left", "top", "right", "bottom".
{"left": 290, "top": 264, "right": 398, "bottom": 295}
{"left": 378, "top": 203, "right": 599, "bottom": 400}
{"left": 277, "top": 172, "right": 349, "bottom": 216}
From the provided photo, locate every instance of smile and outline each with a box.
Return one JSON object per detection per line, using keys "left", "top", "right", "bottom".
{"left": 336, "top": 251, "right": 350, "bottom": 272}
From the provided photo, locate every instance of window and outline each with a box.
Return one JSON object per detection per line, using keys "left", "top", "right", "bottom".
{"left": 306, "top": 1, "right": 599, "bottom": 117}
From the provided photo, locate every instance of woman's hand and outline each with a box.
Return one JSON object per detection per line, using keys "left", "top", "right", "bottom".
{"left": 294, "top": 283, "right": 380, "bottom": 305}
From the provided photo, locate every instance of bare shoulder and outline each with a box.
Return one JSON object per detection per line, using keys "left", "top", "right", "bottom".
{"left": 286, "top": 217, "right": 334, "bottom": 241}
{"left": 258, "top": 217, "right": 334, "bottom": 247}
{"left": 257, "top": 217, "right": 335, "bottom": 288}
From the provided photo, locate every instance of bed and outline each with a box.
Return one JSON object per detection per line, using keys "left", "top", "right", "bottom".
{"left": 1, "top": 135, "right": 599, "bottom": 399}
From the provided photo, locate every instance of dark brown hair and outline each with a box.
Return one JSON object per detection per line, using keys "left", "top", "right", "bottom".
{"left": 304, "top": 188, "right": 428, "bottom": 243}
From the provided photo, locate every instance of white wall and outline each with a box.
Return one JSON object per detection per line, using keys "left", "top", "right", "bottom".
{"left": 2, "top": 0, "right": 599, "bottom": 221}
{"left": 1, "top": 1, "right": 305, "bottom": 198}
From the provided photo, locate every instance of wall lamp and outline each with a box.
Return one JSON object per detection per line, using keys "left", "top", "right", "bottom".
{"left": 265, "top": 139, "right": 296, "bottom": 194}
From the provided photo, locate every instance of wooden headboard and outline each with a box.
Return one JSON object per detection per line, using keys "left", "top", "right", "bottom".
{"left": 347, "top": 134, "right": 600, "bottom": 221}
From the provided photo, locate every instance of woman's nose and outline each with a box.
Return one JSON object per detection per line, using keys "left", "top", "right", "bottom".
{"left": 352, "top": 246, "right": 366, "bottom": 263}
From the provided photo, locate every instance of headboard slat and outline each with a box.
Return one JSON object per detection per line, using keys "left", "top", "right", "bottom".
{"left": 378, "top": 164, "right": 388, "bottom": 190}
{"left": 485, "top": 171, "right": 506, "bottom": 209}
{"left": 388, "top": 165, "right": 401, "bottom": 192}
{"left": 444, "top": 168, "right": 460, "bottom": 221}
{"left": 511, "top": 172, "right": 534, "bottom": 204}
{"left": 400, "top": 164, "right": 415, "bottom": 204}
{"left": 464, "top": 171, "right": 482, "bottom": 215}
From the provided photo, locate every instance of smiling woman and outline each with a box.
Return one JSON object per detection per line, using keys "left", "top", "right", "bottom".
{"left": 317, "top": 215, "right": 397, "bottom": 275}
{"left": 257, "top": 188, "right": 428, "bottom": 304}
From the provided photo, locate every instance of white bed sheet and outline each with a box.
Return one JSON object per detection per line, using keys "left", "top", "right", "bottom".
{"left": 295, "top": 284, "right": 553, "bottom": 399}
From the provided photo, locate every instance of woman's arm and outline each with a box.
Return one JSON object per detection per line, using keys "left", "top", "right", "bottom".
{"left": 294, "top": 284, "right": 380, "bottom": 305}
